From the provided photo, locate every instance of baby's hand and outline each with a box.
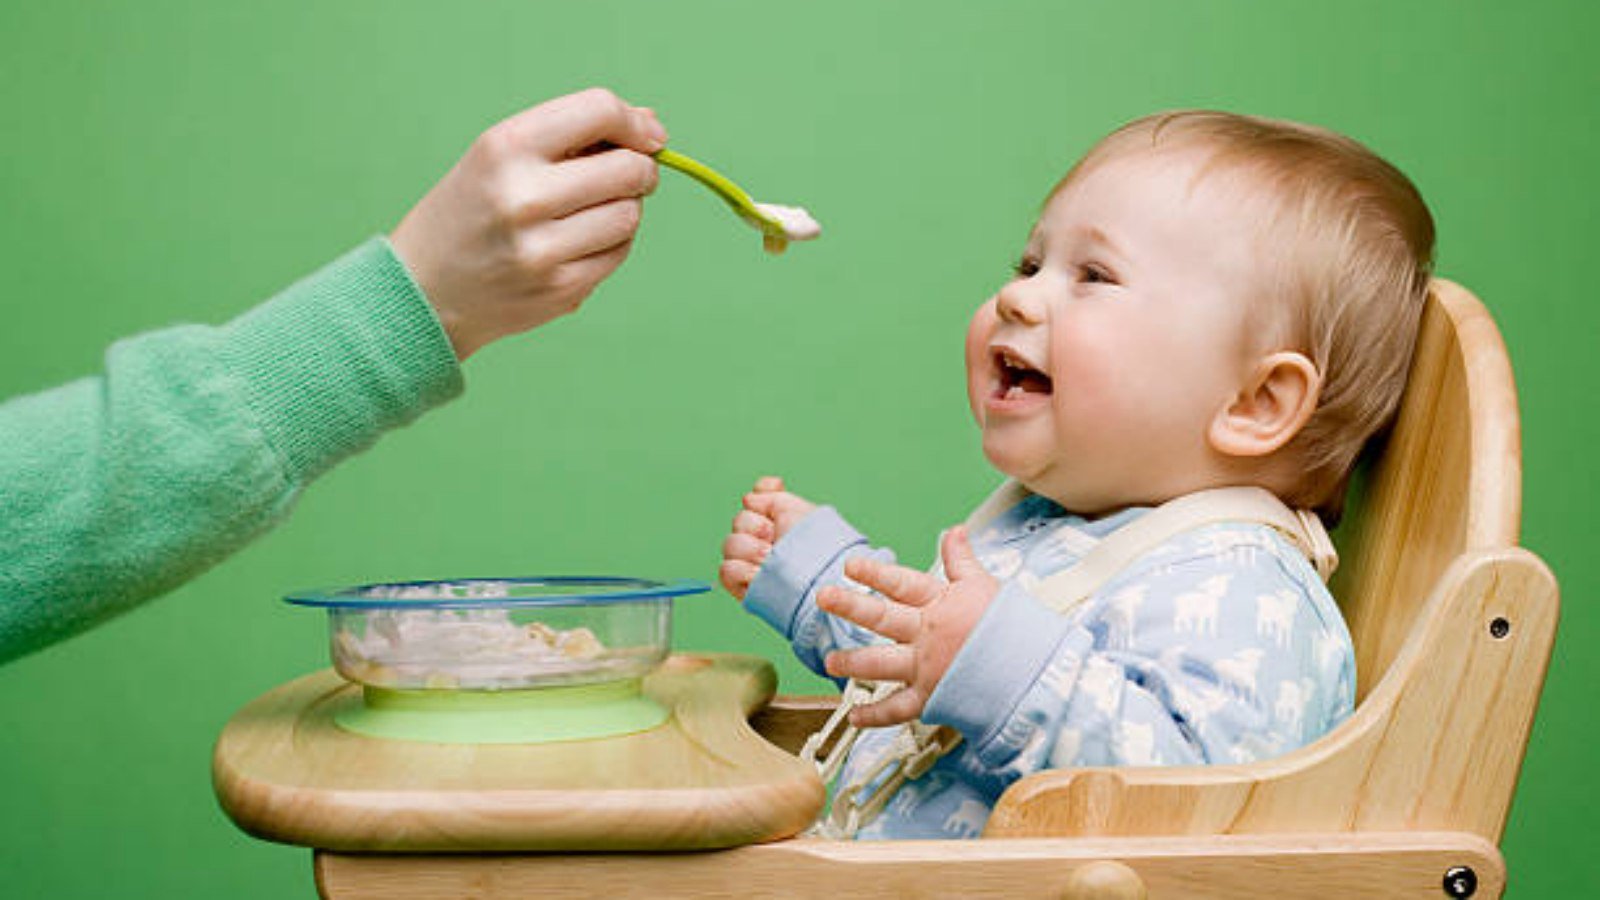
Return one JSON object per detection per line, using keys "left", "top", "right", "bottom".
{"left": 390, "top": 88, "right": 668, "bottom": 360}
{"left": 718, "top": 476, "right": 816, "bottom": 600}
{"left": 819, "top": 526, "right": 998, "bottom": 727}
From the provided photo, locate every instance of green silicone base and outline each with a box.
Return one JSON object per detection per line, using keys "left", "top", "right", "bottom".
{"left": 334, "top": 678, "right": 668, "bottom": 745}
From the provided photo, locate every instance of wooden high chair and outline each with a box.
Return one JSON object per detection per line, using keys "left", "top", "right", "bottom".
{"left": 310, "top": 281, "right": 1558, "bottom": 899}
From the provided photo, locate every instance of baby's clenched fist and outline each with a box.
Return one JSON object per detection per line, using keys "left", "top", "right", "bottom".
{"left": 718, "top": 476, "right": 816, "bottom": 600}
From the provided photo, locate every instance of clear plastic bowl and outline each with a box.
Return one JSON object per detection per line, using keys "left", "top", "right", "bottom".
{"left": 284, "top": 577, "right": 708, "bottom": 691}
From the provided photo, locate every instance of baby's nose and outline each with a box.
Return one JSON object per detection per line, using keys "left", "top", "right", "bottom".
{"left": 996, "top": 279, "right": 1047, "bottom": 325}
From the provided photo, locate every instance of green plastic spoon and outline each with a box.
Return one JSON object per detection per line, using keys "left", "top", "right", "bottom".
{"left": 654, "top": 148, "right": 820, "bottom": 254}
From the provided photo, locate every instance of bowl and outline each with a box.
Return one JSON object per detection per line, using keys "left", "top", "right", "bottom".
{"left": 285, "top": 576, "right": 709, "bottom": 692}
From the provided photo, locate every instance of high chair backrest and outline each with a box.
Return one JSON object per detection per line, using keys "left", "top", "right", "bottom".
{"left": 1331, "top": 279, "right": 1522, "bottom": 702}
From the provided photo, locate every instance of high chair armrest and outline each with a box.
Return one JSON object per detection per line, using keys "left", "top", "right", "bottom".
{"left": 751, "top": 694, "right": 839, "bottom": 755}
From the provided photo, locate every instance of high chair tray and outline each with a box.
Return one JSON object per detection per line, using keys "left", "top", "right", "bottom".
{"left": 212, "top": 653, "right": 825, "bottom": 852}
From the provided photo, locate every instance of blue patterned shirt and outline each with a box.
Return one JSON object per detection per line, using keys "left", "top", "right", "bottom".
{"left": 744, "top": 492, "right": 1356, "bottom": 839}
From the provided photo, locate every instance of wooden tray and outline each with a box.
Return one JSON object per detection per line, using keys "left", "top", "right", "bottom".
{"left": 213, "top": 653, "right": 824, "bottom": 852}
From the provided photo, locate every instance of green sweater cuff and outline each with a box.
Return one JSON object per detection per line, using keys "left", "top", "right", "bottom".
{"left": 218, "top": 236, "right": 464, "bottom": 485}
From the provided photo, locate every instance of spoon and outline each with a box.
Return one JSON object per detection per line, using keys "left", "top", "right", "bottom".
{"left": 654, "top": 148, "right": 821, "bottom": 254}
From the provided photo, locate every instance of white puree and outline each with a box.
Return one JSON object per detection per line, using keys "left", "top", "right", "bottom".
{"left": 753, "top": 202, "right": 822, "bottom": 253}
{"left": 333, "top": 582, "right": 609, "bottom": 689}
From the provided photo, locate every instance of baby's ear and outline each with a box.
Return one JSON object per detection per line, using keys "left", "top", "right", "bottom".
{"left": 1207, "top": 352, "right": 1321, "bottom": 458}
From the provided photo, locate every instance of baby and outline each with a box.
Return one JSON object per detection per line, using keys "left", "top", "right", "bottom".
{"left": 719, "top": 111, "right": 1435, "bottom": 839}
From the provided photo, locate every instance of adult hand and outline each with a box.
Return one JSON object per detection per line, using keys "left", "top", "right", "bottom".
{"left": 718, "top": 476, "right": 817, "bottom": 600}
{"left": 819, "top": 526, "right": 999, "bottom": 727}
{"left": 391, "top": 88, "right": 668, "bottom": 360}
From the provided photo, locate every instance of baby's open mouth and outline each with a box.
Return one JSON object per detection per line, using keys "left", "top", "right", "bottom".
{"left": 994, "top": 348, "right": 1053, "bottom": 399}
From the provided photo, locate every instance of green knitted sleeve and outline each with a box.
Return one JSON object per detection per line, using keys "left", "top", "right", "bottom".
{"left": 0, "top": 237, "right": 464, "bottom": 663}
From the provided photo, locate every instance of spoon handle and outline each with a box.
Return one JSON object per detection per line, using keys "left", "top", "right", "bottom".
{"left": 654, "top": 148, "right": 775, "bottom": 229}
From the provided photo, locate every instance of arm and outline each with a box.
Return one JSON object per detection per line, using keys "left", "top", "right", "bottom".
{"left": 0, "top": 88, "right": 670, "bottom": 664}
{"left": 0, "top": 239, "right": 459, "bottom": 663}
{"left": 718, "top": 478, "right": 899, "bottom": 680}
{"left": 748, "top": 506, "right": 902, "bottom": 680}
{"left": 823, "top": 525, "right": 1356, "bottom": 778}
{"left": 924, "top": 539, "right": 1356, "bottom": 780}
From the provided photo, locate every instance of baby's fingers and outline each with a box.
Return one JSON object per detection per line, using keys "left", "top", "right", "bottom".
{"left": 719, "top": 559, "right": 759, "bottom": 600}
{"left": 817, "top": 585, "right": 920, "bottom": 643}
{"left": 848, "top": 687, "right": 926, "bottom": 729}
{"left": 732, "top": 509, "right": 774, "bottom": 541}
{"left": 743, "top": 490, "right": 782, "bottom": 518}
{"left": 824, "top": 644, "right": 914, "bottom": 684}
{"left": 722, "top": 531, "right": 771, "bottom": 565}
{"left": 843, "top": 557, "right": 941, "bottom": 608}
{"left": 939, "top": 526, "right": 990, "bottom": 583}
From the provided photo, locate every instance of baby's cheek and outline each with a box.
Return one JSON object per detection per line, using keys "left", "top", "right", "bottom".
{"left": 1048, "top": 327, "right": 1099, "bottom": 391}
{"left": 1049, "top": 334, "right": 1123, "bottom": 422}
{"left": 964, "top": 301, "right": 998, "bottom": 423}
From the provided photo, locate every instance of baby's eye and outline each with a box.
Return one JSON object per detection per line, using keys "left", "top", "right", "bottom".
{"left": 1013, "top": 256, "right": 1041, "bottom": 278}
{"left": 1079, "top": 263, "right": 1117, "bottom": 285}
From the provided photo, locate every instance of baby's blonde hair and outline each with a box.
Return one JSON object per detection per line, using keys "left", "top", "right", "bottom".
{"left": 1058, "top": 111, "right": 1436, "bottom": 522}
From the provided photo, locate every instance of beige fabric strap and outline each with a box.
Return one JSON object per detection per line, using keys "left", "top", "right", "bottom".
{"left": 966, "top": 482, "right": 1338, "bottom": 616}
{"left": 962, "top": 479, "right": 1034, "bottom": 534}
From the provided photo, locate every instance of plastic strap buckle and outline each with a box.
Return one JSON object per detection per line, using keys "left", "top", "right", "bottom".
{"left": 815, "top": 717, "right": 963, "bottom": 839}
{"left": 800, "top": 678, "right": 899, "bottom": 784}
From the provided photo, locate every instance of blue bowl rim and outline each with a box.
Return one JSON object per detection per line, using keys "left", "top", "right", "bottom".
{"left": 283, "top": 576, "right": 711, "bottom": 610}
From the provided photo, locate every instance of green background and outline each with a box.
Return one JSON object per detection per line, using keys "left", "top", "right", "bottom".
{"left": 1, "top": 1, "right": 1594, "bottom": 896}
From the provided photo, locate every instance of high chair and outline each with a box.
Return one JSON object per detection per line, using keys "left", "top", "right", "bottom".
{"left": 305, "top": 281, "right": 1558, "bottom": 898}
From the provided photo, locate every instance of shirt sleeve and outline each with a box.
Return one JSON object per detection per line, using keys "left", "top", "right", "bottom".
{"left": 0, "top": 237, "right": 463, "bottom": 664}
{"left": 743, "top": 505, "right": 899, "bottom": 681}
{"left": 922, "top": 526, "right": 1356, "bottom": 780}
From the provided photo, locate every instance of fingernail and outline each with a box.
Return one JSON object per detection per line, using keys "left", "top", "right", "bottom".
{"left": 642, "top": 111, "right": 668, "bottom": 147}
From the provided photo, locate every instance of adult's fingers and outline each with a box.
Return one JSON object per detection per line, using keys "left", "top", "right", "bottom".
{"left": 824, "top": 644, "right": 915, "bottom": 683}
{"left": 817, "top": 585, "right": 920, "bottom": 643}
{"left": 507, "top": 88, "right": 667, "bottom": 160}
{"left": 753, "top": 476, "right": 786, "bottom": 493}
{"left": 529, "top": 197, "right": 643, "bottom": 265}
{"left": 519, "top": 147, "right": 659, "bottom": 222}
{"left": 546, "top": 227, "right": 636, "bottom": 294}
{"left": 843, "top": 557, "right": 942, "bottom": 608}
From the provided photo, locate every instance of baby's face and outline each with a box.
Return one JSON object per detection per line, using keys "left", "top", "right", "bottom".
{"left": 965, "top": 147, "right": 1266, "bottom": 513}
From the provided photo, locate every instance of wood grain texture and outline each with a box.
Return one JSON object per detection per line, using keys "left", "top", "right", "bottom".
{"left": 1334, "top": 279, "right": 1524, "bottom": 702}
{"left": 748, "top": 694, "right": 836, "bottom": 755}
{"left": 213, "top": 653, "right": 824, "bottom": 851}
{"left": 313, "top": 831, "right": 1504, "bottom": 899}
